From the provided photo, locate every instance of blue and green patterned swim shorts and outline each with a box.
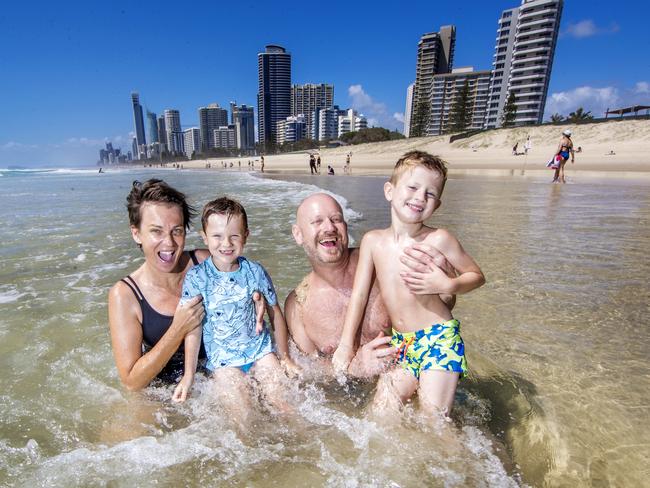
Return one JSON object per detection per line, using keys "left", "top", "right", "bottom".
{"left": 390, "top": 319, "right": 467, "bottom": 379}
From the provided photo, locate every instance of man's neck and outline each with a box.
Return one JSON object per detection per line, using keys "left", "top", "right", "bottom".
{"left": 311, "top": 249, "right": 353, "bottom": 288}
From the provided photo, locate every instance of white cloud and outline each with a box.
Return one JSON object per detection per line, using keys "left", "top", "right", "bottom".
{"left": 347, "top": 84, "right": 402, "bottom": 131}
{"left": 544, "top": 82, "right": 650, "bottom": 119}
{"left": 564, "top": 19, "right": 620, "bottom": 38}
{"left": 634, "top": 82, "right": 650, "bottom": 94}
{"left": 393, "top": 112, "right": 405, "bottom": 124}
{"left": 1, "top": 141, "right": 38, "bottom": 151}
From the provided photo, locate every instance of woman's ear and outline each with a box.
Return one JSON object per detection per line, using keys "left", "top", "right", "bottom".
{"left": 130, "top": 226, "right": 142, "bottom": 246}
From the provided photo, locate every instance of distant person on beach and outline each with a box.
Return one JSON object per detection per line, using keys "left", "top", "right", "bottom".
{"left": 524, "top": 136, "right": 531, "bottom": 155}
{"left": 327, "top": 165, "right": 335, "bottom": 175}
{"left": 285, "top": 193, "right": 458, "bottom": 379}
{"left": 553, "top": 129, "right": 575, "bottom": 184}
{"left": 108, "top": 180, "right": 264, "bottom": 390}
{"left": 317, "top": 155, "right": 321, "bottom": 174}
{"left": 512, "top": 142, "right": 519, "bottom": 155}
{"left": 331, "top": 151, "right": 485, "bottom": 417}
{"left": 173, "top": 197, "right": 300, "bottom": 409}
{"left": 260, "top": 156, "right": 265, "bottom": 173}
{"left": 309, "top": 154, "right": 317, "bottom": 174}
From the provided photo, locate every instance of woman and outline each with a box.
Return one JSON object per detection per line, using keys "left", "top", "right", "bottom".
{"left": 553, "top": 129, "right": 575, "bottom": 183}
{"left": 108, "top": 179, "right": 211, "bottom": 390}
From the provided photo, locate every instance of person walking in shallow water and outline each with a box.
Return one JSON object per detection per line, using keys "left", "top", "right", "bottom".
{"left": 553, "top": 129, "right": 575, "bottom": 183}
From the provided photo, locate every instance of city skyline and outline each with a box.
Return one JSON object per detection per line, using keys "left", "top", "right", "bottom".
{"left": 1, "top": 0, "right": 648, "bottom": 166}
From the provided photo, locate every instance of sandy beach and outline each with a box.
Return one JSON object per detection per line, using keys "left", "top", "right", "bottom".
{"left": 180, "top": 118, "right": 650, "bottom": 178}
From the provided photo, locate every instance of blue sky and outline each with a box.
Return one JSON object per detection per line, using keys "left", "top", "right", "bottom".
{"left": 1, "top": 0, "right": 648, "bottom": 166}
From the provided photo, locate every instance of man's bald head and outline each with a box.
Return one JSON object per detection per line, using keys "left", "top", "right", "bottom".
{"left": 293, "top": 193, "right": 349, "bottom": 265}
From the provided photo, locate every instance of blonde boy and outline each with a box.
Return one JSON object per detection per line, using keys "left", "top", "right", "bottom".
{"left": 173, "top": 197, "right": 298, "bottom": 407}
{"left": 332, "top": 151, "right": 485, "bottom": 416}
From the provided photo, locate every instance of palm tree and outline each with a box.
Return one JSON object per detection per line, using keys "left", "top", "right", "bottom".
{"left": 568, "top": 107, "right": 593, "bottom": 122}
{"left": 549, "top": 113, "right": 565, "bottom": 123}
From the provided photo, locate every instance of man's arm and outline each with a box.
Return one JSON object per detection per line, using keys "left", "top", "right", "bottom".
{"left": 428, "top": 229, "right": 485, "bottom": 295}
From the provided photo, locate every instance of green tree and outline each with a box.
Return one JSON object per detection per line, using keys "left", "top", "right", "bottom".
{"left": 549, "top": 113, "right": 565, "bottom": 123}
{"left": 502, "top": 91, "right": 517, "bottom": 127}
{"left": 448, "top": 80, "right": 473, "bottom": 133}
{"left": 410, "top": 100, "right": 430, "bottom": 137}
{"left": 568, "top": 107, "right": 593, "bottom": 122}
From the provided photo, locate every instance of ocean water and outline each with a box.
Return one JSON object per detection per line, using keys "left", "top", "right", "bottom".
{"left": 0, "top": 167, "right": 648, "bottom": 487}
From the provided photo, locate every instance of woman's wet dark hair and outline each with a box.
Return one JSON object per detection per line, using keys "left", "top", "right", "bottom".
{"left": 126, "top": 179, "right": 196, "bottom": 231}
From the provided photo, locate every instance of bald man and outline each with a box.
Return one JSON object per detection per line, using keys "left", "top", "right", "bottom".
{"left": 285, "top": 193, "right": 455, "bottom": 378}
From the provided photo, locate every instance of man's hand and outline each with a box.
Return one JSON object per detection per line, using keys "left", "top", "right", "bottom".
{"left": 349, "top": 332, "right": 396, "bottom": 378}
{"left": 252, "top": 291, "right": 265, "bottom": 334}
{"left": 400, "top": 243, "right": 457, "bottom": 295}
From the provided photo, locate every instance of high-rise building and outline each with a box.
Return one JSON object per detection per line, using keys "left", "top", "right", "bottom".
{"left": 146, "top": 110, "right": 159, "bottom": 144}
{"left": 198, "top": 104, "right": 229, "bottom": 152}
{"left": 131, "top": 137, "right": 139, "bottom": 161}
{"left": 428, "top": 67, "right": 491, "bottom": 135}
{"left": 276, "top": 115, "right": 306, "bottom": 144}
{"left": 291, "top": 83, "right": 334, "bottom": 140}
{"left": 213, "top": 125, "right": 237, "bottom": 149}
{"left": 183, "top": 128, "right": 201, "bottom": 158}
{"left": 404, "top": 83, "right": 414, "bottom": 137}
{"left": 157, "top": 115, "right": 167, "bottom": 150}
{"left": 484, "top": 0, "right": 563, "bottom": 127}
{"left": 231, "top": 104, "right": 255, "bottom": 151}
{"left": 409, "top": 26, "right": 456, "bottom": 136}
{"left": 338, "top": 109, "right": 367, "bottom": 137}
{"left": 257, "top": 45, "right": 292, "bottom": 146}
{"left": 314, "top": 106, "right": 345, "bottom": 141}
{"left": 164, "top": 109, "right": 183, "bottom": 155}
{"left": 131, "top": 93, "right": 147, "bottom": 157}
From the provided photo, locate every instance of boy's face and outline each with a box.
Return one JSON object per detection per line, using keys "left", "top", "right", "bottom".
{"left": 384, "top": 166, "right": 444, "bottom": 224}
{"left": 201, "top": 213, "right": 248, "bottom": 271}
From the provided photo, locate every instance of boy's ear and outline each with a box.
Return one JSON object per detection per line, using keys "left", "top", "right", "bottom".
{"left": 200, "top": 230, "right": 209, "bottom": 246}
{"left": 291, "top": 224, "right": 303, "bottom": 245}
{"left": 434, "top": 198, "right": 442, "bottom": 211}
{"left": 130, "top": 226, "right": 142, "bottom": 245}
{"left": 383, "top": 181, "right": 393, "bottom": 202}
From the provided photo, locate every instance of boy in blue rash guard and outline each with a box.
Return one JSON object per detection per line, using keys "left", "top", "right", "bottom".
{"left": 173, "top": 197, "right": 300, "bottom": 404}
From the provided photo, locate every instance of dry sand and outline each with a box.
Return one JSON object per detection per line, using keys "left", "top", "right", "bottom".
{"left": 181, "top": 119, "right": 650, "bottom": 178}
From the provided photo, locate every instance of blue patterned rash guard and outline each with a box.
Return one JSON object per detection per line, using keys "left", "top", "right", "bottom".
{"left": 181, "top": 256, "right": 277, "bottom": 371}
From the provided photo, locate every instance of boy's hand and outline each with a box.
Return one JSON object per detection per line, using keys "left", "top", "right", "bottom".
{"left": 282, "top": 358, "right": 303, "bottom": 378}
{"left": 252, "top": 291, "right": 266, "bottom": 334}
{"left": 332, "top": 343, "right": 354, "bottom": 373}
{"left": 172, "top": 375, "right": 194, "bottom": 403}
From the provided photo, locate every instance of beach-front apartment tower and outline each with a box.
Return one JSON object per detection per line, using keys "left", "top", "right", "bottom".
{"left": 429, "top": 67, "right": 491, "bottom": 135}
{"left": 291, "top": 83, "right": 334, "bottom": 140}
{"left": 230, "top": 103, "right": 256, "bottom": 152}
{"left": 183, "top": 128, "right": 200, "bottom": 158}
{"left": 257, "top": 45, "right": 292, "bottom": 146}
{"left": 484, "top": 0, "right": 563, "bottom": 128}
{"left": 146, "top": 110, "right": 159, "bottom": 144}
{"left": 409, "top": 26, "right": 456, "bottom": 137}
{"left": 198, "top": 104, "right": 228, "bottom": 152}
{"left": 131, "top": 92, "right": 146, "bottom": 158}
{"left": 404, "top": 83, "right": 414, "bottom": 137}
{"left": 164, "top": 109, "right": 183, "bottom": 155}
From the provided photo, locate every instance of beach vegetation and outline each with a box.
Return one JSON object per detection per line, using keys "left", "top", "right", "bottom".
{"left": 568, "top": 107, "right": 594, "bottom": 122}
{"left": 448, "top": 80, "right": 473, "bottom": 133}
{"left": 502, "top": 91, "right": 517, "bottom": 127}
{"left": 410, "top": 100, "right": 430, "bottom": 137}
{"left": 549, "top": 113, "right": 565, "bottom": 123}
{"left": 339, "top": 128, "right": 405, "bottom": 145}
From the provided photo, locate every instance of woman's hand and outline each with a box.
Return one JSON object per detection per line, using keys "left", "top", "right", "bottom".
{"left": 173, "top": 295, "right": 205, "bottom": 335}
{"left": 172, "top": 374, "right": 194, "bottom": 403}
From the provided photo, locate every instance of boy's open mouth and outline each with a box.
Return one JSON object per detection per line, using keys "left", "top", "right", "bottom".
{"left": 406, "top": 202, "right": 423, "bottom": 212}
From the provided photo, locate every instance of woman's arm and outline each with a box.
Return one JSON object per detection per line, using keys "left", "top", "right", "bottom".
{"left": 108, "top": 284, "right": 204, "bottom": 391}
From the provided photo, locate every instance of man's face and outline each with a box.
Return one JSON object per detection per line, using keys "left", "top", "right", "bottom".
{"left": 293, "top": 194, "right": 349, "bottom": 265}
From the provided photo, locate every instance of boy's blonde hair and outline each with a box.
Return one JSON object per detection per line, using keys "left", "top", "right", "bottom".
{"left": 390, "top": 151, "right": 448, "bottom": 184}
{"left": 201, "top": 196, "right": 248, "bottom": 232}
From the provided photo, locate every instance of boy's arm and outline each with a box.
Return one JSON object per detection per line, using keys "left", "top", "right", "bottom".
{"left": 425, "top": 229, "right": 485, "bottom": 295}
{"left": 172, "top": 325, "right": 201, "bottom": 402}
{"left": 268, "top": 303, "right": 301, "bottom": 376}
{"left": 332, "top": 232, "right": 377, "bottom": 372}
{"left": 172, "top": 274, "right": 204, "bottom": 402}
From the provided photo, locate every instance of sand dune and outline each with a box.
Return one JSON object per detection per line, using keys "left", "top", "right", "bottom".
{"left": 182, "top": 119, "right": 650, "bottom": 177}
